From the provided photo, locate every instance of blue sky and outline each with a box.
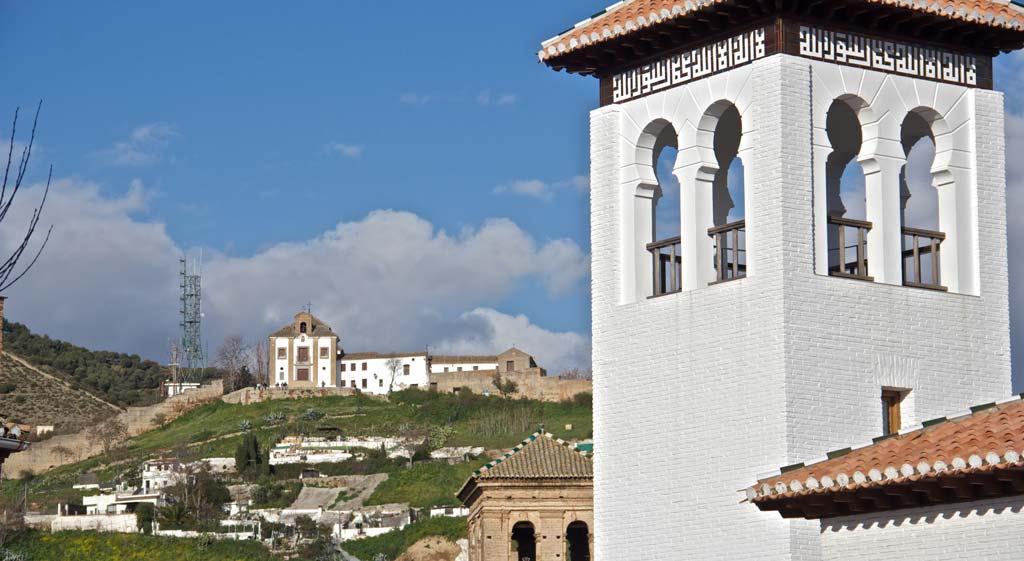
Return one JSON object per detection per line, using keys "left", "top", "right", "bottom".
{"left": 1, "top": 2, "right": 1023, "bottom": 383}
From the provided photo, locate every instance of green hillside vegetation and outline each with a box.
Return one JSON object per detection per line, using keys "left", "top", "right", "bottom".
{"left": 0, "top": 353, "right": 121, "bottom": 431}
{"left": 1, "top": 530, "right": 286, "bottom": 561}
{"left": 2, "top": 321, "right": 188, "bottom": 407}
{"left": 343, "top": 516, "right": 467, "bottom": 561}
{"left": 1, "top": 389, "right": 591, "bottom": 514}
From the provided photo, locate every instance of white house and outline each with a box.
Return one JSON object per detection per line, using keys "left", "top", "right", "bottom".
{"left": 337, "top": 351, "right": 429, "bottom": 394}
{"left": 541, "top": 1, "right": 1023, "bottom": 560}
{"left": 269, "top": 311, "right": 338, "bottom": 388}
{"left": 142, "top": 458, "right": 185, "bottom": 493}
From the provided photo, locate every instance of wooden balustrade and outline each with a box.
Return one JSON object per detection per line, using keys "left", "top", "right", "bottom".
{"left": 646, "top": 236, "right": 682, "bottom": 297}
{"left": 902, "top": 226, "right": 946, "bottom": 291}
{"left": 708, "top": 219, "right": 746, "bottom": 283}
{"left": 828, "top": 216, "right": 873, "bottom": 281}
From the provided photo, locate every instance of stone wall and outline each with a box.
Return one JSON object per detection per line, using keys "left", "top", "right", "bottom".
{"left": 5, "top": 380, "right": 223, "bottom": 475}
{"left": 221, "top": 385, "right": 359, "bottom": 405}
{"left": 429, "top": 369, "right": 591, "bottom": 402}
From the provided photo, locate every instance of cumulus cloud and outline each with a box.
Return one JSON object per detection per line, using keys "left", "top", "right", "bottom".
{"left": 431, "top": 308, "right": 591, "bottom": 374}
{"left": 95, "top": 123, "right": 179, "bottom": 166}
{"left": 325, "top": 143, "right": 363, "bottom": 159}
{"left": 0, "top": 180, "right": 591, "bottom": 372}
{"left": 494, "top": 176, "right": 588, "bottom": 201}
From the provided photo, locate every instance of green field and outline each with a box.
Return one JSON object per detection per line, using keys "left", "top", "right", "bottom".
{"left": 1, "top": 531, "right": 286, "bottom": 561}
{"left": 1, "top": 389, "right": 591, "bottom": 513}
{"left": 342, "top": 516, "right": 468, "bottom": 561}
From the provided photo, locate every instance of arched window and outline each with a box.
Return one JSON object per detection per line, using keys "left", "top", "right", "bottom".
{"left": 299, "top": 322, "right": 307, "bottom": 334}
{"left": 566, "top": 521, "right": 591, "bottom": 561}
{"left": 511, "top": 522, "right": 536, "bottom": 561}
{"left": 646, "top": 122, "right": 681, "bottom": 296}
{"left": 708, "top": 104, "right": 745, "bottom": 282}
{"left": 825, "top": 99, "right": 871, "bottom": 280}
{"left": 900, "top": 111, "right": 944, "bottom": 290}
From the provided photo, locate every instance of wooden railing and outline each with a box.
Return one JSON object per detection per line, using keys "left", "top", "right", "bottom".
{"left": 828, "top": 216, "right": 873, "bottom": 280}
{"left": 708, "top": 220, "right": 746, "bottom": 283}
{"left": 902, "top": 227, "right": 946, "bottom": 291}
{"left": 647, "top": 236, "right": 682, "bottom": 297}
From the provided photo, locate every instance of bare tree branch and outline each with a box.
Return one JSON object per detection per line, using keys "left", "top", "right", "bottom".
{"left": 0, "top": 101, "right": 52, "bottom": 293}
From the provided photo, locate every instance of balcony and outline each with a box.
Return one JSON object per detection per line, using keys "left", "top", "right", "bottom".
{"left": 708, "top": 219, "right": 746, "bottom": 284}
{"left": 902, "top": 227, "right": 946, "bottom": 291}
{"left": 828, "top": 216, "right": 873, "bottom": 281}
{"left": 647, "top": 236, "right": 681, "bottom": 297}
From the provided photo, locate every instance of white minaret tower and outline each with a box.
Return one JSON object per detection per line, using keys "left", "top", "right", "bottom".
{"left": 541, "top": 2, "right": 1024, "bottom": 560}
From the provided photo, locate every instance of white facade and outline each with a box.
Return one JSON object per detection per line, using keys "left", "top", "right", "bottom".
{"left": 590, "top": 53, "right": 1009, "bottom": 561}
{"left": 270, "top": 312, "right": 338, "bottom": 387}
{"left": 338, "top": 354, "right": 429, "bottom": 395}
{"left": 429, "top": 360, "right": 497, "bottom": 374}
{"left": 820, "top": 496, "right": 1024, "bottom": 561}
{"left": 142, "top": 458, "right": 185, "bottom": 493}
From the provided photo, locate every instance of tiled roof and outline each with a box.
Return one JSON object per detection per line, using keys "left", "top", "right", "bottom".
{"left": 270, "top": 314, "right": 338, "bottom": 339}
{"left": 538, "top": 0, "right": 1024, "bottom": 61}
{"left": 472, "top": 429, "right": 593, "bottom": 480}
{"left": 748, "top": 394, "right": 1024, "bottom": 503}
{"left": 341, "top": 351, "right": 428, "bottom": 361}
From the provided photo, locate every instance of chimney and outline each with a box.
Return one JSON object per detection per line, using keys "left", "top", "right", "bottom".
{"left": 0, "top": 296, "right": 5, "bottom": 355}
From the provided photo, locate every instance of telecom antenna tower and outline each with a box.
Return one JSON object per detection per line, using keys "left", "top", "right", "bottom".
{"left": 179, "top": 254, "right": 205, "bottom": 382}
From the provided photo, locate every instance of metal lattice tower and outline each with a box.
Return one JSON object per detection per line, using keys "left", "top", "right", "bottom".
{"left": 179, "top": 256, "right": 205, "bottom": 382}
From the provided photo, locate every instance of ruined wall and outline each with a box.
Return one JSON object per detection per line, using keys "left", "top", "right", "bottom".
{"left": 429, "top": 369, "right": 591, "bottom": 402}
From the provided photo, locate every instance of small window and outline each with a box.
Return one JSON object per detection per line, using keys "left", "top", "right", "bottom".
{"left": 882, "top": 390, "right": 903, "bottom": 436}
{"left": 362, "top": 362, "right": 367, "bottom": 371}
{"left": 403, "top": 364, "right": 410, "bottom": 376}
{"left": 506, "top": 360, "right": 515, "bottom": 372}
{"left": 350, "top": 380, "right": 356, "bottom": 388}
{"left": 378, "top": 379, "right": 383, "bottom": 388}
{"left": 473, "top": 366, "right": 479, "bottom": 371}
{"left": 361, "top": 379, "right": 368, "bottom": 389}
{"left": 457, "top": 367, "right": 463, "bottom": 372}
{"left": 320, "top": 347, "right": 330, "bottom": 359}
{"left": 341, "top": 364, "right": 346, "bottom": 372}
{"left": 300, "top": 322, "right": 307, "bottom": 334}
{"left": 444, "top": 367, "right": 449, "bottom": 373}
{"left": 277, "top": 348, "right": 287, "bottom": 360}
{"left": 297, "top": 347, "right": 310, "bottom": 362}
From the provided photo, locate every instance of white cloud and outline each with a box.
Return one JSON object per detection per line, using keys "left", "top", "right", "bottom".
{"left": 399, "top": 93, "right": 431, "bottom": 105}
{"left": 494, "top": 176, "right": 588, "bottom": 201}
{"left": 0, "top": 181, "right": 591, "bottom": 373}
{"left": 432, "top": 308, "right": 591, "bottom": 375}
{"left": 326, "top": 143, "right": 363, "bottom": 159}
{"left": 95, "top": 123, "right": 179, "bottom": 166}
{"left": 477, "top": 90, "right": 517, "bottom": 106}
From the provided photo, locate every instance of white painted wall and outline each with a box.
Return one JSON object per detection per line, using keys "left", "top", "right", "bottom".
{"left": 339, "top": 355, "right": 428, "bottom": 395}
{"left": 590, "top": 54, "right": 1009, "bottom": 561}
{"left": 52, "top": 513, "right": 138, "bottom": 533}
{"left": 429, "top": 361, "right": 497, "bottom": 373}
{"left": 821, "top": 496, "right": 1024, "bottom": 561}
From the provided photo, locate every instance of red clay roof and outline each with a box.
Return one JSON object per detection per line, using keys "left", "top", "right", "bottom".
{"left": 748, "top": 395, "right": 1024, "bottom": 503}
{"left": 538, "top": 0, "right": 1024, "bottom": 61}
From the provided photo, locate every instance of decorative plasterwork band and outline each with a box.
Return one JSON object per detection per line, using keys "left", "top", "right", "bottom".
{"left": 798, "top": 25, "right": 978, "bottom": 87}
{"left": 611, "top": 27, "right": 767, "bottom": 103}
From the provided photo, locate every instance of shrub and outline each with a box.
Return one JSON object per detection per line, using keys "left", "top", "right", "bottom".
{"left": 0, "top": 383, "right": 16, "bottom": 394}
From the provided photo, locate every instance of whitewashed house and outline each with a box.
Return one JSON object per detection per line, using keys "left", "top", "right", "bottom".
{"left": 269, "top": 311, "right": 339, "bottom": 388}
{"left": 337, "top": 351, "right": 429, "bottom": 394}
{"left": 541, "top": 1, "right": 1024, "bottom": 560}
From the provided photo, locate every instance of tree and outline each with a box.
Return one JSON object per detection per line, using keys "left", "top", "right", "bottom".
{"left": 216, "top": 335, "right": 251, "bottom": 394}
{"left": 0, "top": 103, "right": 53, "bottom": 294}
{"left": 253, "top": 339, "right": 269, "bottom": 385}
{"left": 558, "top": 367, "right": 593, "bottom": 380}
{"left": 234, "top": 432, "right": 263, "bottom": 478}
{"left": 96, "top": 417, "right": 128, "bottom": 455}
{"left": 151, "top": 413, "right": 167, "bottom": 428}
{"left": 385, "top": 358, "right": 402, "bottom": 396}
{"left": 492, "top": 373, "right": 519, "bottom": 399}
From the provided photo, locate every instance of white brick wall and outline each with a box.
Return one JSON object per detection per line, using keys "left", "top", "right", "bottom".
{"left": 821, "top": 496, "right": 1024, "bottom": 561}
{"left": 591, "top": 55, "right": 1010, "bottom": 561}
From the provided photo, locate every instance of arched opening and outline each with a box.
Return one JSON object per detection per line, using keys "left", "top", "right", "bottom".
{"left": 566, "top": 521, "right": 591, "bottom": 561}
{"left": 299, "top": 322, "right": 307, "bottom": 334}
{"left": 708, "top": 104, "right": 746, "bottom": 282}
{"left": 645, "top": 122, "right": 681, "bottom": 296}
{"left": 825, "top": 99, "right": 871, "bottom": 279}
{"left": 511, "top": 522, "right": 536, "bottom": 561}
{"left": 900, "top": 111, "right": 945, "bottom": 290}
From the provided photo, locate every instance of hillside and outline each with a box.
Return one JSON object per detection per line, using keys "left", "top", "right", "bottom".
{"left": 0, "top": 352, "right": 122, "bottom": 432}
{"left": 2, "top": 531, "right": 286, "bottom": 561}
{"left": 1, "top": 321, "right": 172, "bottom": 407}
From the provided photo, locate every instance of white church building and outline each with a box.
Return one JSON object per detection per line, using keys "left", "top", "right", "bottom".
{"left": 541, "top": 1, "right": 1024, "bottom": 560}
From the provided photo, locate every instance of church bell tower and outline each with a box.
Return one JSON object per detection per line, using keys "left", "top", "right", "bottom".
{"left": 540, "top": 1, "right": 1024, "bottom": 559}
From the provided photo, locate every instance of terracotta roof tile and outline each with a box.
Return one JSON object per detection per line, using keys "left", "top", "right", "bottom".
{"left": 429, "top": 355, "right": 498, "bottom": 364}
{"left": 270, "top": 313, "right": 338, "bottom": 339}
{"left": 472, "top": 429, "right": 593, "bottom": 480}
{"left": 538, "top": 0, "right": 1024, "bottom": 61}
{"left": 748, "top": 395, "right": 1024, "bottom": 502}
